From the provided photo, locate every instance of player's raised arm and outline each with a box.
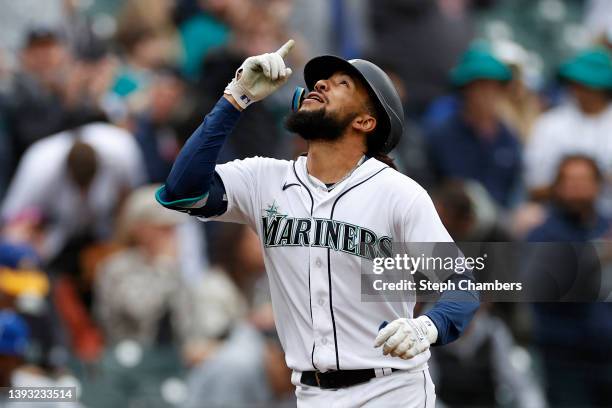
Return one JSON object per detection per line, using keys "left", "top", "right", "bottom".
{"left": 155, "top": 40, "right": 295, "bottom": 215}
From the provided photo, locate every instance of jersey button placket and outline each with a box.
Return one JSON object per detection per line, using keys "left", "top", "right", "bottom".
{"left": 310, "top": 205, "right": 335, "bottom": 369}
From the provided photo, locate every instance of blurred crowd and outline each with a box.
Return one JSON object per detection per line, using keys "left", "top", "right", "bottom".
{"left": 0, "top": 0, "right": 610, "bottom": 407}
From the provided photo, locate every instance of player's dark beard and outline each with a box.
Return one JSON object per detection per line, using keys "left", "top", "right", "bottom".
{"left": 284, "top": 108, "right": 357, "bottom": 142}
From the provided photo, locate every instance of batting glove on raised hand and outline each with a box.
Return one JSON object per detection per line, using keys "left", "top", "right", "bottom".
{"left": 374, "top": 316, "right": 438, "bottom": 360}
{"left": 224, "top": 39, "right": 294, "bottom": 109}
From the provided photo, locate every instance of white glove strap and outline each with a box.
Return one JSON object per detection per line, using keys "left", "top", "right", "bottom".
{"left": 224, "top": 72, "right": 256, "bottom": 110}
{"left": 414, "top": 316, "right": 439, "bottom": 344}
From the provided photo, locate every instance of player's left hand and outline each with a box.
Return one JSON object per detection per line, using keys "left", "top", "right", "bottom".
{"left": 374, "top": 316, "right": 438, "bottom": 359}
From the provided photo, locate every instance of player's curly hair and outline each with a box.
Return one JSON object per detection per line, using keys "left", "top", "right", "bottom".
{"left": 363, "top": 99, "right": 397, "bottom": 170}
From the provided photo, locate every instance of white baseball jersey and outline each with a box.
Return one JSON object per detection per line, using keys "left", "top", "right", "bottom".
{"left": 202, "top": 155, "right": 453, "bottom": 373}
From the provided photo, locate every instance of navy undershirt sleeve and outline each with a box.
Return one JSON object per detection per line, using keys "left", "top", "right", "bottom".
{"left": 186, "top": 172, "right": 229, "bottom": 217}
{"left": 425, "top": 270, "right": 480, "bottom": 346}
{"left": 155, "top": 96, "right": 241, "bottom": 213}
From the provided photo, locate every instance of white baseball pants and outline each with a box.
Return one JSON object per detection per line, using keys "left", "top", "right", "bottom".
{"left": 293, "top": 368, "right": 436, "bottom": 408}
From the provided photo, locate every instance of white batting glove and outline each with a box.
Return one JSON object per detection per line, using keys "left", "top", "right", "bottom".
{"left": 224, "top": 39, "right": 295, "bottom": 109}
{"left": 374, "top": 316, "right": 438, "bottom": 360}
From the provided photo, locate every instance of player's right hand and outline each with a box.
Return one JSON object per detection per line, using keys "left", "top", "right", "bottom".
{"left": 224, "top": 39, "right": 295, "bottom": 110}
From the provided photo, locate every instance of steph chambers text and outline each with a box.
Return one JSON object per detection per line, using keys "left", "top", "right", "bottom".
{"left": 372, "top": 279, "right": 522, "bottom": 292}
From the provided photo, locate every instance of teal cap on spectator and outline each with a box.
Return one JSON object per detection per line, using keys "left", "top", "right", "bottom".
{"left": 450, "top": 42, "right": 513, "bottom": 87}
{"left": 558, "top": 47, "right": 612, "bottom": 90}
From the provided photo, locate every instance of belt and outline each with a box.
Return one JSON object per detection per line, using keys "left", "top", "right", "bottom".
{"left": 300, "top": 368, "right": 399, "bottom": 389}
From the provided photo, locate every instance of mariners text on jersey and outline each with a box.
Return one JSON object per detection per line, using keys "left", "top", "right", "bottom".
{"left": 262, "top": 205, "right": 393, "bottom": 260}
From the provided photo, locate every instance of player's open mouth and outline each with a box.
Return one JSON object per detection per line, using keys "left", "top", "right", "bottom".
{"left": 305, "top": 92, "right": 326, "bottom": 103}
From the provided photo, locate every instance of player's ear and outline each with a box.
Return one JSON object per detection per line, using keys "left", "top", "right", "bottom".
{"left": 352, "top": 114, "right": 377, "bottom": 134}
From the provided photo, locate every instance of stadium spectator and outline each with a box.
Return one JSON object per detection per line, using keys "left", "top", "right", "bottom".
{"left": 0, "top": 210, "right": 86, "bottom": 366}
{"left": 94, "top": 185, "right": 188, "bottom": 346}
{"left": 115, "top": 0, "right": 178, "bottom": 42}
{"left": 525, "top": 47, "right": 612, "bottom": 215}
{"left": 430, "top": 307, "right": 546, "bottom": 408}
{"left": 369, "top": 0, "right": 474, "bottom": 116}
{"left": 180, "top": 224, "right": 256, "bottom": 367}
{"left": 495, "top": 51, "right": 543, "bottom": 143}
{"left": 111, "top": 14, "right": 177, "bottom": 121}
{"left": 0, "top": 309, "right": 78, "bottom": 408}
{"left": 584, "top": 0, "right": 612, "bottom": 41}
{"left": 133, "top": 68, "right": 192, "bottom": 183}
{"left": 177, "top": 0, "right": 240, "bottom": 80}
{"left": 0, "top": 241, "right": 68, "bottom": 371}
{"left": 375, "top": 64, "right": 433, "bottom": 187}
{"left": 1, "top": 123, "right": 145, "bottom": 261}
{"left": 287, "top": 0, "right": 331, "bottom": 58}
{"left": 526, "top": 155, "right": 612, "bottom": 407}
{"left": 4, "top": 128, "right": 147, "bottom": 362}
{"left": 0, "top": 310, "right": 29, "bottom": 387}
{"left": 528, "top": 155, "right": 610, "bottom": 242}
{"left": 0, "top": 240, "right": 39, "bottom": 270}
{"left": 432, "top": 180, "right": 513, "bottom": 242}
{"left": 426, "top": 43, "right": 522, "bottom": 208}
{"left": 3, "top": 28, "right": 107, "bottom": 170}
{"left": 431, "top": 179, "right": 522, "bottom": 333}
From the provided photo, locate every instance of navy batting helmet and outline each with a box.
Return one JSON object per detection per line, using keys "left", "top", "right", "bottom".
{"left": 301, "top": 56, "right": 404, "bottom": 154}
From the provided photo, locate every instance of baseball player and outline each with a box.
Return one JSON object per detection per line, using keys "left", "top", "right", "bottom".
{"left": 156, "top": 40, "right": 479, "bottom": 407}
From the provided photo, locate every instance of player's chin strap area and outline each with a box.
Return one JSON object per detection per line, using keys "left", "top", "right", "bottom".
{"left": 295, "top": 368, "right": 399, "bottom": 389}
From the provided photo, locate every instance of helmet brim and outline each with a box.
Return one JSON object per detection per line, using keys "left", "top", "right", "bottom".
{"left": 304, "top": 55, "right": 365, "bottom": 91}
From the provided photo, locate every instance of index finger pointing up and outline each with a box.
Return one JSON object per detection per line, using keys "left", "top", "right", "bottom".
{"left": 276, "top": 39, "right": 295, "bottom": 59}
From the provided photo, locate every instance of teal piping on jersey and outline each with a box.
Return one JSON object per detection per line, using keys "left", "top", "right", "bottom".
{"left": 155, "top": 185, "right": 209, "bottom": 209}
